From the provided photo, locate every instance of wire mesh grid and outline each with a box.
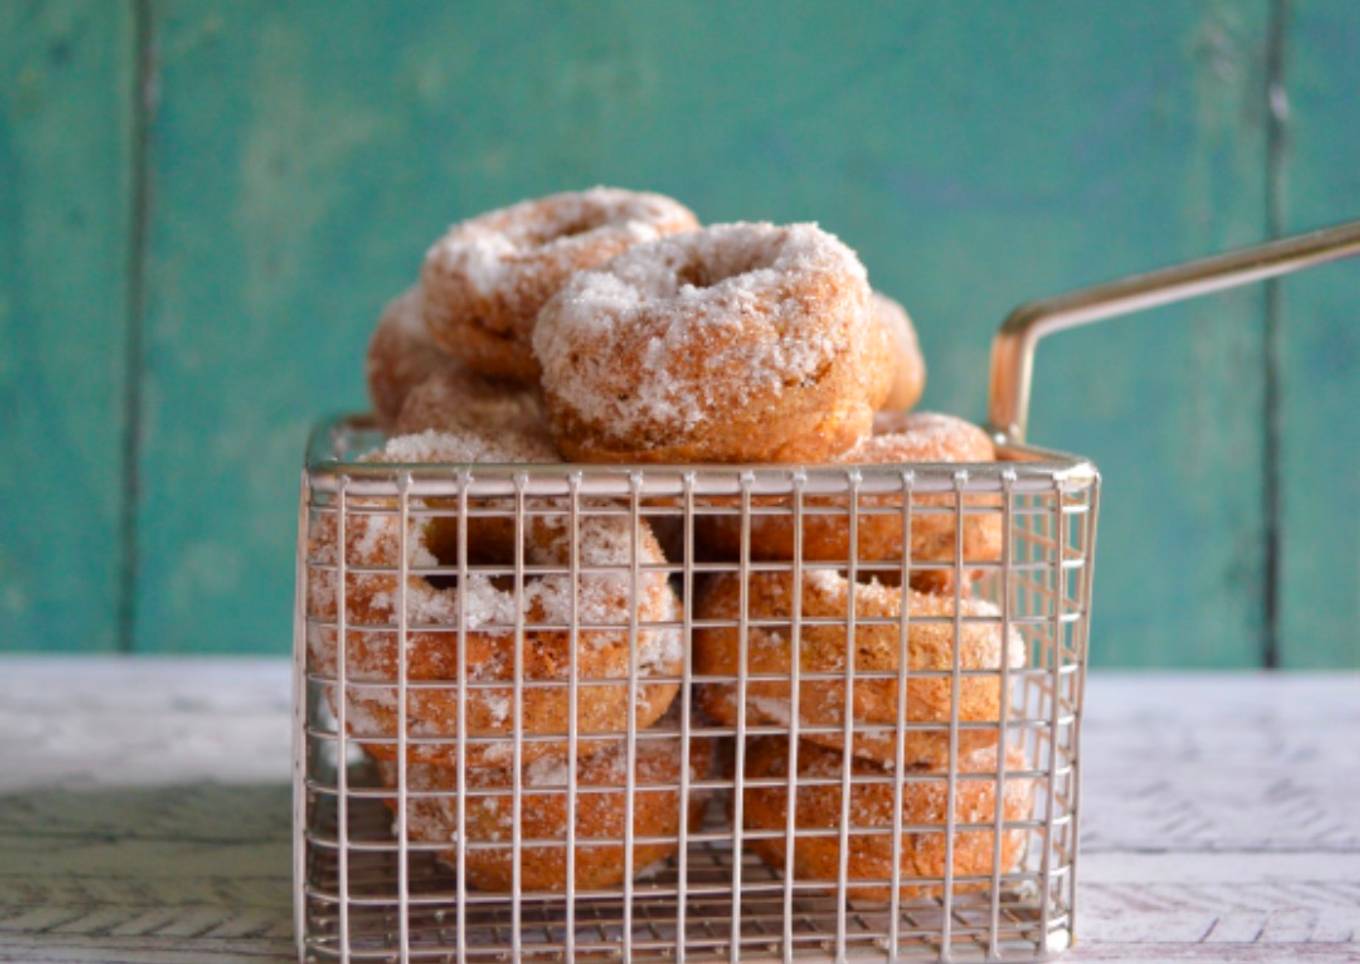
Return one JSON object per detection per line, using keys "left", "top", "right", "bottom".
{"left": 294, "top": 416, "right": 1098, "bottom": 962}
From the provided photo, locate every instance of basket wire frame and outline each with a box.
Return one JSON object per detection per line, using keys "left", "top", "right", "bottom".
{"left": 291, "top": 215, "right": 1360, "bottom": 963}
{"left": 294, "top": 415, "right": 1099, "bottom": 962}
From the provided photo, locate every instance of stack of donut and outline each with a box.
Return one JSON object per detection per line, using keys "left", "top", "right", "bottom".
{"left": 319, "top": 186, "right": 1028, "bottom": 897}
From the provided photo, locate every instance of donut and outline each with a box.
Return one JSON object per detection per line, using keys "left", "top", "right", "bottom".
{"left": 421, "top": 188, "right": 698, "bottom": 382}
{"left": 394, "top": 367, "right": 548, "bottom": 448}
{"left": 532, "top": 222, "right": 890, "bottom": 463}
{"left": 365, "top": 286, "right": 463, "bottom": 427}
{"left": 739, "top": 738, "right": 1034, "bottom": 901}
{"left": 693, "top": 568, "right": 1025, "bottom": 767}
{"left": 307, "top": 429, "right": 683, "bottom": 769}
{"left": 871, "top": 291, "right": 926, "bottom": 412}
{"left": 697, "top": 411, "right": 1002, "bottom": 594}
{"left": 384, "top": 725, "right": 713, "bottom": 893}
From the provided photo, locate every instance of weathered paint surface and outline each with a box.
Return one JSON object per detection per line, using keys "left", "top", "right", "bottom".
{"left": 0, "top": 2, "right": 133, "bottom": 652}
{"left": 0, "top": 1, "right": 1355, "bottom": 665}
{"left": 1276, "top": 0, "right": 1360, "bottom": 668}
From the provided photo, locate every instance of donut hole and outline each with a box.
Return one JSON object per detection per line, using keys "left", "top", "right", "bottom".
{"left": 423, "top": 514, "right": 518, "bottom": 591}
{"left": 469, "top": 314, "right": 517, "bottom": 343}
{"left": 675, "top": 246, "right": 775, "bottom": 289}
{"left": 532, "top": 208, "right": 611, "bottom": 246}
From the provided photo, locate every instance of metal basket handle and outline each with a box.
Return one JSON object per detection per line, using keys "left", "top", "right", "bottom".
{"left": 987, "top": 218, "right": 1360, "bottom": 443}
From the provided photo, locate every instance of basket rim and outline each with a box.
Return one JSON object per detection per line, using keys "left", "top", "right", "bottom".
{"left": 302, "top": 412, "right": 1099, "bottom": 497}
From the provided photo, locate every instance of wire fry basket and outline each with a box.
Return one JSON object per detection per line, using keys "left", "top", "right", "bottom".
{"left": 292, "top": 220, "right": 1360, "bottom": 962}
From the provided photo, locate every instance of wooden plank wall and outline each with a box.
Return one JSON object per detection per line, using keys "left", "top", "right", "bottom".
{"left": 0, "top": 0, "right": 1355, "bottom": 666}
{"left": 0, "top": 2, "right": 134, "bottom": 652}
{"left": 1276, "top": 0, "right": 1360, "bottom": 667}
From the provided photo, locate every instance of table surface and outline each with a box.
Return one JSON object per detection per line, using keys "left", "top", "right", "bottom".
{"left": 0, "top": 660, "right": 1356, "bottom": 963}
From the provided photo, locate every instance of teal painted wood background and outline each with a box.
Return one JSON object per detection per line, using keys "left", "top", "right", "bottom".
{"left": 2, "top": 0, "right": 1356, "bottom": 667}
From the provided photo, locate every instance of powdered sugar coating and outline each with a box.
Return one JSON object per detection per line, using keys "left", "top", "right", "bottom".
{"left": 533, "top": 222, "right": 879, "bottom": 462}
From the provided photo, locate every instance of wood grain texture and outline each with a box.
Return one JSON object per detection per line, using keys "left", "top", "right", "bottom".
{"left": 1, "top": 662, "right": 1356, "bottom": 961}
{"left": 0, "top": 2, "right": 133, "bottom": 652}
{"left": 1275, "top": 0, "right": 1360, "bottom": 668}
{"left": 125, "top": 0, "right": 1281, "bottom": 666}
{"left": 0, "top": 3, "right": 1347, "bottom": 666}
{"left": 0, "top": 659, "right": 293, "bottom": 960}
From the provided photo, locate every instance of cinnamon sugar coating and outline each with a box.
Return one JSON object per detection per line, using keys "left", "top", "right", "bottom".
{"left": 693, "top": 568, "right": 1025, "bottom": 767}
{"left": 533, "top": 222, "right": 888, "bottom": 463}
{"left": 698, "top": 412, "right": 1002, "bottom": 594}
{"left": 394, "top": 367, "right": 549, "bottom": 450}
{"left": 871, "top": 291, "right": 926, "bottom": 411}
{"left": 386, "top": 728, "right": 712, "bottom": 893}
{"left": 739, "top": 738, "right": 1034, "bottom": 901}
{"left": 307, "top": 430, "right": 681, "bottom": 770}
{"left": 422, "top": 188, "right": 698, "bottom": 382}
{"left": 365, "top": 286, "right": 461, "bottom": 427}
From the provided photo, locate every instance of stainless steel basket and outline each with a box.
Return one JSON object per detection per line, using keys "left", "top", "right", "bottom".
{"left": 292, "top": 221, "right": 1360, "bottom": 962}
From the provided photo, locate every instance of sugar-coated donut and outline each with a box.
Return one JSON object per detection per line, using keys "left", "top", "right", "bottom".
{"left": 739, "top": 738, "right": 1033, "bottom": 901}
{"left": 365, "top": 286, "right": 462, "bottom": 427}
{"left": 697, "top": 411, "right": 1002, "bottom": 594}
{"left": 871, "top": 291, "right": 926, "bottom": 412}
{"left": 385, "top": 726, "right": 712, "bottom": 893}
{"left": 533, "top": 222, "right": 889, "bottom": 463}
{"left": 307, "top": 429, "right": 682, "bottom": 769}
{"left": 421, "top": 188, "right": 698, "bottom": 382}
{"left": 394, "top": 367, "right": 548, "bottom": 449}
{"left": 856, "top": 292, "right": 900, "bottom": 420}
{"left": 693, "top": 569, "right": 1024, "bottom": 767}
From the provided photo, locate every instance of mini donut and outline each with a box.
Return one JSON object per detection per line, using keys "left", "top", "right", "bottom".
{"left": 857, "top": 292, "right": 900, "bottom": 418}
{"left": 394, "top": 367, "right": 548, "bottom": 449}
{"left": 871, "top": 291, "right": 926, "bottom": 412}
{"left": 739, "top": 738, "right": 1034, "bottom": 901}
{"left": 693, "top": 568, "right": 1025, "bottom": 767}
{"left": 532, "top": 222, "right": 889, "bottom": 463}
{"left": 697, "top": 411, "right": 1002, "bottom": 594}
{"left": 307, "top": 428, "right": 683, "bottom": 769}
{"left": 385, "top": 725, "right": 713, "bottom": 893}
{"left": 421, "top": 188, "right": 698, "bottom": 382}
{"left": 365, "top": 286, "right": 463, "bottom": 427}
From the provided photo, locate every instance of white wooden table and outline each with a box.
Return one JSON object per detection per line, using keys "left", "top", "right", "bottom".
{"left": 0, "top": 660, "right": 1355, "bottom": 963}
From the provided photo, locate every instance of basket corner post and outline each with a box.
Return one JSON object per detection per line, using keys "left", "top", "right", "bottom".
{"left": 291, "top": 468, "right": 312, "bottom": 963}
